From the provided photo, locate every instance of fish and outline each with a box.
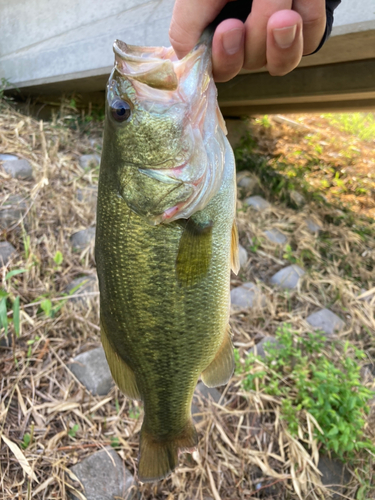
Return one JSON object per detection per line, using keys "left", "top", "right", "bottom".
{"left": 95, "top": 34, "right": 239, "bottom": 483}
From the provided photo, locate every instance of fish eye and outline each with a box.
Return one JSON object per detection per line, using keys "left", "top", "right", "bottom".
{"left": 110, "top": 99, "right": 131, "bottom": 122}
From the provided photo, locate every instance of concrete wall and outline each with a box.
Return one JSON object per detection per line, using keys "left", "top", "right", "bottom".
{"left": 0, "top": 0, "right": 174, "bottom": 88}
{"left": 1, "top": 0, "right": 375, "bottom": 113}
{"left": 333, "top": 0, "right": 375, "bottom": 33}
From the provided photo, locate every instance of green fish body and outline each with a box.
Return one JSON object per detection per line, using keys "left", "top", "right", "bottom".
{"left": 95, "top": 39, "right": 239, "bottom": 482}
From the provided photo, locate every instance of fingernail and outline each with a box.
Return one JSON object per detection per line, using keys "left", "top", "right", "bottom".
{"left": 222, "top": 28, "right": 243, "bottom": 55}
{"left": 273, "top": 24, "right": 297, "bottom": 49}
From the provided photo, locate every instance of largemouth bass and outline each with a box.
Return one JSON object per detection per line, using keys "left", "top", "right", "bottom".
{"left": 95, "top": 35, "right": 239, "bottom": 482}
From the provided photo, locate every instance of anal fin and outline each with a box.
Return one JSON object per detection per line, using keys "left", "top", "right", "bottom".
{"left": 100, "top": 320, "right": 141, "bottom": 400}
{"left": 201, "top": 327, "right": 234, "bottom": 388}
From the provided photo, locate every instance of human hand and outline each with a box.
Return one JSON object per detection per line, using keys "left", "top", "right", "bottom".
{"left": 169, "top": 0, "right": 326, "bottom": 82}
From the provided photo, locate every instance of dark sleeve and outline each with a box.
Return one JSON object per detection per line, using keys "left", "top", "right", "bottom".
{"left": 311, "top": 0, "right": 342, "bottom": 54}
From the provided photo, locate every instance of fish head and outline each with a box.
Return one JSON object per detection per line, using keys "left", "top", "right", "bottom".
{"left": 103, "top": 39, "right": 227, "bottom": 225}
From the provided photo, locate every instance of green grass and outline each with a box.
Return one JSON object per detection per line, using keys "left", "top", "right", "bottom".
{"left": 323, "top": 113, "right": 375, "bottom": 142}
{"left": 236, "top": 324, "right": 375, "bottom": 461}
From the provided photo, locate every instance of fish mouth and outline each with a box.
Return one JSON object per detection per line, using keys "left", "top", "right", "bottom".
{"left": 113, "top": 38, "right": 228, "bottom": 224}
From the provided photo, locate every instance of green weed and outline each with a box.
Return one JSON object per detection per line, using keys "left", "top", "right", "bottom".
{"left": 68, "top": 424, "right": 79, "bottom": 438}
{"left": 21, "top": 424, "right": 34, "bottom": 449}
{"left": 110, "top": 437, "right": 120, "bottom": 449}
{"left": 21, "top": 433, "right": 31, "bottom": 449}
{"left": 237, "top": 324, "right": 374, "bottom": 460}
{"left": 323, "top": 113, "right": 375, "bottom": 142}
{"left": 129, "top": 405, "right": 141, "bottom": 419}
{"left": 255, "top": 115, "right": 272, "bottom": 128}
{"left": 282, "top": 244, "right": 298, "bottom": 264}
{"left": 249, "top": 237, "right": 262, "bottom": 253}
{"left": 0, "top": 269, "right": 26, "bottom": 340}
{"left": 0, "top": 78, "right": 18, "bottom": 104}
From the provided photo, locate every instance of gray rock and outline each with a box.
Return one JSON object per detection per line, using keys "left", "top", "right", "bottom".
{"left": 360, "top": 363, "right": 375, "bottom": 384}
{"left": 70, "top": 447, "right": 137, "bottom": 500}
{"left": 76, "top": 186, "right": 98, "bottom": 209}
{"left": 306, "top": 308, "right": 345, "bottom": 336}
{"left": 270, "top": 265, "right": 305, "bottom": 289}
{"left": 89, "top": 138, "right": 103, "bottom": 149}
{"left": 238, "top": 244, "right": 248, "bottom": 268}
{"left": 64, "top": 275, "right": 98, "bottom": 304}
{"left": 231, "top": 283, "right": 265, "bottom": 308}
{"left": 0, "top": 241, "right": 16, "bottom": 266}
{"left": 237, "top": 172, "right": 258, "bottom": 193}
{"left": 0, "top": 154, "right": 18, "bottom": 161}
{"left": 263, "top": 228, "right": 287, "bottom": 245}
{"left": 71, "top": 227, "right": 96, "bottom": 250}
{"left": 248, "top": 336, "right": 281, "bottom": 358}
{"left": 318, "top": 456, "right": 350, "bottom": 500}
{"left": 192, "top": 381, "right": 222, "bottom": 423}
{"left": 68, "top": 346, "right": 113, "bottom": 396}
{"left": 290, "top": 190, "right": 305, "bottom": 206}
{"left": 245, "top": 195, "right": 271, "bottom": 212}
{"left": 306, "top": 218, "right": 323, "bottom": 233}
{"left": 0, "top": 333, "right": 13, "bottom": 348}
{"left": 79, "top": 154, "right": 101, "bottom": 170}
{"left": 0, "top": 195, "right": 27, "bottom": 228}
{"left": 2, "top": 159, "right": 33, "bottom": 180}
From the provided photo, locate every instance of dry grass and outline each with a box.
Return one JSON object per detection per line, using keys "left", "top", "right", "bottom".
{"left": 0, "top": 101, "right": 374, "bottom": 500}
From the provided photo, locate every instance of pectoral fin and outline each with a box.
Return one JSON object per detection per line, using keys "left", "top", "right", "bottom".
{"left": 176, "top": 218, "right": 213, "bottom": 287}
{"left": 201, "top": 328, "right": 234, "bottom": 388}
{"left": 100, "top": 320, "right": 141, "bottom": 400}
{"left": 231, "top": 220, "right": 240, "bottom": 275}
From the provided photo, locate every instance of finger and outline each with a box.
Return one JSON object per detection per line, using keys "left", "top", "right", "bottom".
{"left": 169, "top": 0, "right": 229, "bottom": 59}
{"left": 212, "top": 19, "right": 245, "bottom": 82}
{"left": 243, "top": 0, "right": 293, "bottom": 71}
{"left": 266, "top": 10, "right": 303, "bottom": 76}
{"left": 292, "top": 0, "right": 326, "bottom": 55}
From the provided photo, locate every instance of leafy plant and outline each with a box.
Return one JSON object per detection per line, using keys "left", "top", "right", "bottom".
{"left": 37, "top": 272, "right": 85, "bottom": 319}
{"left": 110, "top": 437, "right": 120, "bottom": 449}
{"left": 26, "top": 335, "right": 40, "bottom": 357}
{"left": 53, "top": 251, "right": 63, "bottom": 266}
{"left": 21, "top": 424, "right": 34, "bottom": 449}
{"left": 68, "top": 424, "right": 79, "bottom": 438}
{"left": 0, "top": 77, "right": 18, "bottom": 104}
{"left": 282, "top": 244, "right": 297, "bottom": 264}
{"left": 129, "top": 405, "right": 141, "bottom": 419}
{"left": 249, "top": 237, "right": 262, "bottom": 253}
{"left": 0, "top": 269, "right": 26, "bottom": 339}
{"left": 237, "top": 324, "right": 374, "bottom": 460}
{"left": 21, "top": 433, "right": 31, "bottom": 449}
{"left": 22, "top": 225, "right": 31, "bottom": 260}
{"left": 323, "top": 112, "right": 375, "bottom": 142}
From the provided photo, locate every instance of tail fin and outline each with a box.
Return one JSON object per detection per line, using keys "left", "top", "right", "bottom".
{"left": 138, "top": 419, "right": 198, "bottom": 482}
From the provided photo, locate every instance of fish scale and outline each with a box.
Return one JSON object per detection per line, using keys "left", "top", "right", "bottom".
{"left": 95, "top": 37, "right": 238, "bottom": 482}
